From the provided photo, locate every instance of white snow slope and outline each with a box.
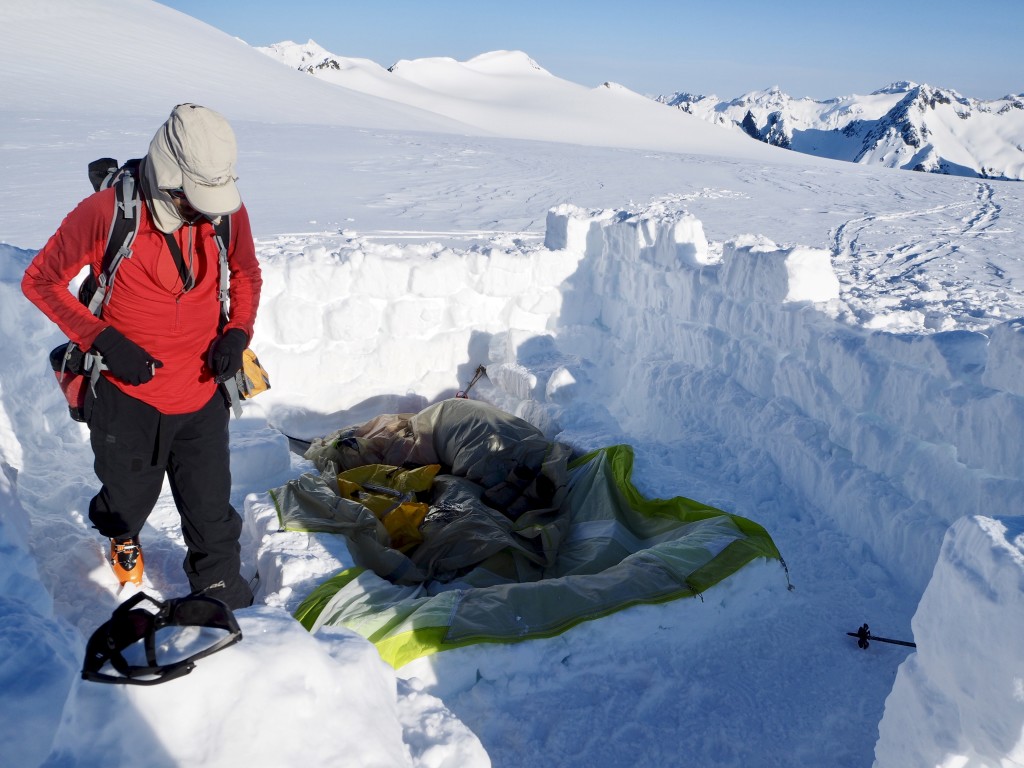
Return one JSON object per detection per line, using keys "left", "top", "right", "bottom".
{"left": 2, "top": 2, "right": 1024, "bottom": 767}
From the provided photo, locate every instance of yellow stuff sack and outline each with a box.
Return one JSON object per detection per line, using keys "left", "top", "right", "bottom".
{"left": 337, "top": 464, "right": 440, "bottom": 552}
{"left": 236, "top": 348, "right": 270, "bottom": 399}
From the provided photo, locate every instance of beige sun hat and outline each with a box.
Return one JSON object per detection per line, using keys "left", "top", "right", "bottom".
{"left": 149, "top": 103, "right": 241, "bottom": 217}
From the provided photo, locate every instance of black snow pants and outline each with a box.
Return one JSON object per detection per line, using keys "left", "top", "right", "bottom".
{"left": 85, "top": 376, "right": 253, "bottom": 609}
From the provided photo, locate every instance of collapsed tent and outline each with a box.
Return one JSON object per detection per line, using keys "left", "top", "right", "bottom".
{"left": 269, "top": 398, "right": 787, "bottom": 668}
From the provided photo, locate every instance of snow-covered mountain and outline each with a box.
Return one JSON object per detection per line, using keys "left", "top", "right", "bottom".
{"left": 258, "top": 38, "right": 389, "bottom": 79}
{"left": 660, "top": 82, "right": 1024, "bottom": 180}
{"left": 253, "top": 39, "right": 803, "bottom": 160}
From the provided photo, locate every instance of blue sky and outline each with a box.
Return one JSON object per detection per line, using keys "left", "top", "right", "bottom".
{"left": 159, "top": 0, "right": 1022, "bottom": 100}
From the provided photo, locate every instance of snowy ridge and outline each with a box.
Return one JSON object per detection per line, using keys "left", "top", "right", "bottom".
{"left": 259, "top": 39, "right": 551, "bottom": 81}
{"left": 387, "top": 49, "right": 551, "bottom": 79}
{"left": 661, "top": 82, "right": 1024, "bottom": 180}
{"left": 258, "top": 39, "right": 386, "bottom": 75}
{"left": 254, "top": 39, "right": 798, "bottom": 159}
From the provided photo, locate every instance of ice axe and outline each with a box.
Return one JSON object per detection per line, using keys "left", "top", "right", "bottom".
{"left": 456, "top": 365, "right": 487, "bottom": 399}
{"left": 847, "top": 623, "right": 916, "bottom": 650}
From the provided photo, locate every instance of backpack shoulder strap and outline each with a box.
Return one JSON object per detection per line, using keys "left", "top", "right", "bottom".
{"left": 213, "top": 214, "right": 232, "bottom": 316}
{"left": 86, "top": 167, "right": 142, "bottom": 316}
{"left": 210, "top": 214, "right": 244, "bottom": 417}
{"left": 213, "top": 213, "right": 231, "bottom": 247}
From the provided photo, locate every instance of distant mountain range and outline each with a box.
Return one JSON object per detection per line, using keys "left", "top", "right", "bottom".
{"left": 658, "top": 83, "right": 1024, "bottom": 180}
{"left": 258, "top": 41, "right": 1023, "bottom": 181}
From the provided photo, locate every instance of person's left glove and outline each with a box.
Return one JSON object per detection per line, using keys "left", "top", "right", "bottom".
{"left": 208, "top": 329, "right": 248, "bottom": 383}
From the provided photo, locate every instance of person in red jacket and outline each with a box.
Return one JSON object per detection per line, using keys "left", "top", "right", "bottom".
{"left": 22, "top": 104, "right": 262, "bottom": 609}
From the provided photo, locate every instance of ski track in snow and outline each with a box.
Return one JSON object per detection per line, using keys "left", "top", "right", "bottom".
{"left": 828, "top": 179, "right": 1024, "bottom": 330}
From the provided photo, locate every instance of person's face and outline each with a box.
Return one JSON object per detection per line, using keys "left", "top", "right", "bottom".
{"left": 166, "top": 188, "right": 204, "bottom": 224}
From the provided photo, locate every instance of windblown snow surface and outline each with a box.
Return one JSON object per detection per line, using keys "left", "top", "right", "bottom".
{"left": 2, "top": 2, "right": 1024, "bottom": 767}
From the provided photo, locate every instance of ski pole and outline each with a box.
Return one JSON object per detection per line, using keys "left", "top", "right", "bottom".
{"left": 847, "top": 623, "right": 916, "bottom": 650}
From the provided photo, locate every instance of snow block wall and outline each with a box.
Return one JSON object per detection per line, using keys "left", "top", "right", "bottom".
{"left": 874, "top": 516, "right": 1024, "bottom": 767}
{"left": 539, "top": 204, "right": 1024, "bottom": 598}
{"left": 250, "top": 235, "right": 586, "bottom": 428}
{"left": 536, "top": 205, "right": 1024, "bottom": 767}
{"left": 983, "top": 318, "right": 1024, "bottom": 396}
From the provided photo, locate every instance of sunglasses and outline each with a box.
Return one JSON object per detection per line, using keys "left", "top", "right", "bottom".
{"left": 166, "top": 188, "right": 188, "bottom": 201}
{"left": 82, "top": 591, "right": 242, "bottom": 685}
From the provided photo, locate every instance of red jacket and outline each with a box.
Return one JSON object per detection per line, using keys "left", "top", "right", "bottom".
{"left": 23, "top": 188, "right": 262, "bottom": 415}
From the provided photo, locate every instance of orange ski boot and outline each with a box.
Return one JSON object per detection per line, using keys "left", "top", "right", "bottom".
{"left": 110, "top": 537, "right": 144, "bottom": 586}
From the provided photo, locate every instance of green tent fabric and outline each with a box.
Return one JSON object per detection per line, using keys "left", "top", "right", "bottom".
{"left": 273, "top": 399, "right": 787, "bottom": 668}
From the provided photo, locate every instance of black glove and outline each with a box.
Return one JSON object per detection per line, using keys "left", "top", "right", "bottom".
{"left": 208, "top": 328, "right": 248, "bottom": 383}
{"left": 92, "top": 327, "right": 162, "bottom": 386}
